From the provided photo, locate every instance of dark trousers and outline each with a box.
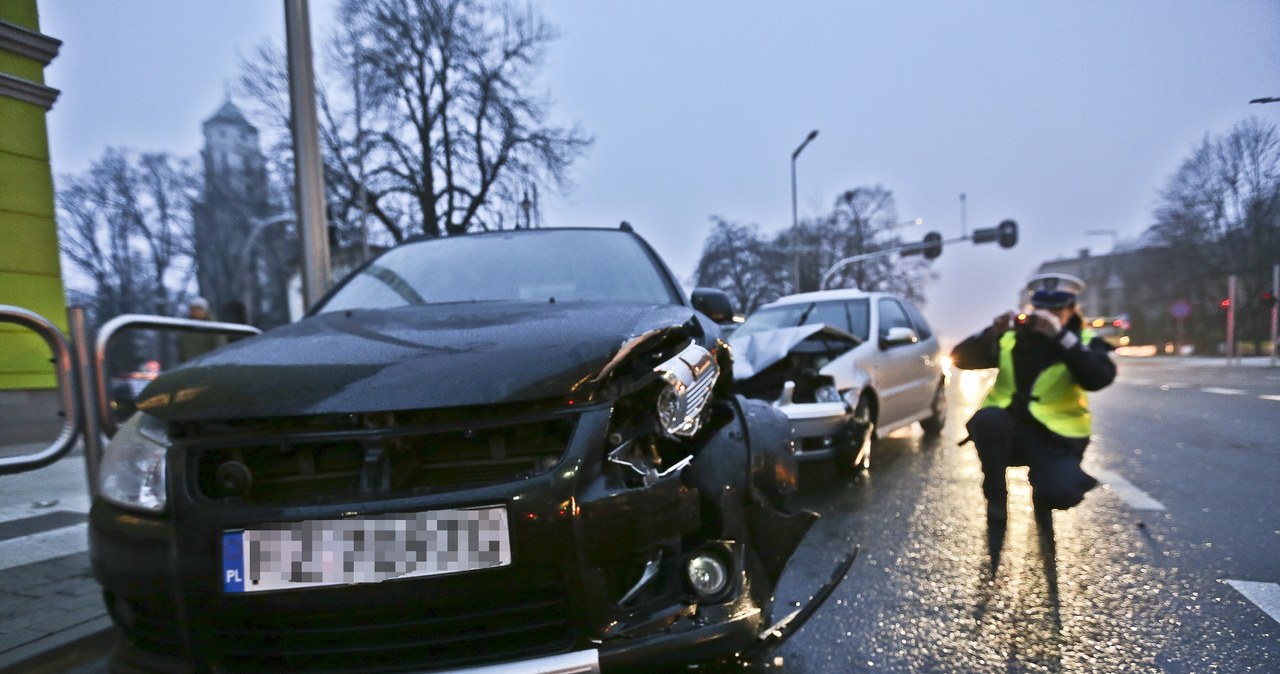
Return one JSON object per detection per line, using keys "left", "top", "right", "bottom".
{"left": 966, "top": 406, "right": 1098, "bottom": 511}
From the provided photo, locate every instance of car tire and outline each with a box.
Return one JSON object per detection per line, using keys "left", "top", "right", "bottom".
{"left": 836, "top": 395, "right": 874, "bottom": 475}
{"left": 920, "top": 383, "right": 946, "bottom": 436}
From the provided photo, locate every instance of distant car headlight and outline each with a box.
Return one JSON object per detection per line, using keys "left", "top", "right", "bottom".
{"left": 99, "top": 412, "right": 169, "bottom": 513}
{"left": 654, "top": 342, "right": 719, "bottom": 438}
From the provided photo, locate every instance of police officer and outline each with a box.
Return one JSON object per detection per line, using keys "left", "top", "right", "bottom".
{"left": 951, "top": 273, "right": 1116, "bottom": 523}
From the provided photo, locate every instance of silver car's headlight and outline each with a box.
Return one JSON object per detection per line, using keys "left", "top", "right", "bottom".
{"left": 99, "top": 412, "right": 169, "bottom": 513}
{"left": 654, "top": 342, "right": 719, "bottom": 438}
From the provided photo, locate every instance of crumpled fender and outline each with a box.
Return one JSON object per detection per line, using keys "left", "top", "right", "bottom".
{"left": 683, "top": 396, "right": 816, "bottom": 585}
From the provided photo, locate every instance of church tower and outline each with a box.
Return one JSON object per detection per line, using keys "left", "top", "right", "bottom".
{"left": 192, "top": 99, "right": 291, "bottom": 327}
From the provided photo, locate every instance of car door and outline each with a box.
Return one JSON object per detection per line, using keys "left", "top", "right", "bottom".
{"left": 871, "top": 297, "right": 934, "bottom": 430}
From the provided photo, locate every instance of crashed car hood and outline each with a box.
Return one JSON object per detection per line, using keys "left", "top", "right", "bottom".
{"left": 728, "top": 324, "right": 856, "bottom": 380}
{"left": 139, "top": 301, "right": 702, "bottom": 421}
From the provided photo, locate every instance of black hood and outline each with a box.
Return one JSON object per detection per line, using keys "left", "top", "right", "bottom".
{"left": 139, "top": 301, "right": 706, "bottom": 421}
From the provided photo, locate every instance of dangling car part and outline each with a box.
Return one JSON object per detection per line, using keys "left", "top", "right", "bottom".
{"left": 90, "top": 227, "right": 848, "bottom": 673}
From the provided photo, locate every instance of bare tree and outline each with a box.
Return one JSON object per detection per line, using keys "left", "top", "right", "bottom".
{"left": 57, "top": 149, "right": 200, "bottom": 368}
{"left": 693, "top": 218, "right": 789, "bottom": 315}
{"left": 694, "top": 185, "right": 938, "bottom": 315}
{"left": 238, "top": 0, "right": 591, "bottom": 247}
{"left": 1144, "top": 117, "right": 1280, "bottom": 349}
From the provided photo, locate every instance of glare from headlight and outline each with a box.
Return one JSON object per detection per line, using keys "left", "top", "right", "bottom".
{"left": 99, "top": 412, "right": 169, "bottom": 513}
{"left": 685, "top": 552, "right": 729, "bottom": 599}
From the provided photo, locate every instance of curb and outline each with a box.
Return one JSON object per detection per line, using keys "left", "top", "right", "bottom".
{"left": 0, "top": 616, "right": 116, "bottom": 674}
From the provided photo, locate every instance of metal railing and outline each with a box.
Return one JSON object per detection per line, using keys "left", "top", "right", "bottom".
{"left": 0, "top": 305, "right": 80, "bottom": 475}
{"left": 0, "top": 306, "right": 263, "bottom": 491}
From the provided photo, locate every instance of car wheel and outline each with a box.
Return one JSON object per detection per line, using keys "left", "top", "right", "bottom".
{"left": 920, "top": 383, "right": 946, "bottom": 436}
{"left": 836, "top": 395, "right": 874, "bottom": 475}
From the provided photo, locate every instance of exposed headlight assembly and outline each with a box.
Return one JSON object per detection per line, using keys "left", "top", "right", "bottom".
{"left": 99, "top": 412, "right": 169, "bottom": 513}
{"left": 654, "top": 342, "right": 719, "bottom": 438}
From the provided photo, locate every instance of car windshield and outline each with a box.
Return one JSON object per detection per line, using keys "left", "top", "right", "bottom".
{"left": 316, "top": 229, "right": 680, "bottom": 313}
{"left": 735, "top": 299, "right": 870, "bottom": 341}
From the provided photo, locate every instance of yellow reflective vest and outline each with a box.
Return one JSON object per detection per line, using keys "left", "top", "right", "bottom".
{"left": 981, "top": 329, "right": 1096, "bottom": 438}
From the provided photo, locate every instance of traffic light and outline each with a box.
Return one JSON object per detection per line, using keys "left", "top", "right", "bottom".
{"left": 972, "top": 220, "right": 1018, "bottom": 248}
{"left": 1263, "top": 291, "right": 1278, "bottom": 307}
{"left": 1220, "top": 298, "right": 1231, "bottom": 310}
{"left": 997, "top": 219, "right": 1018, "bottom": 248}
{"left": 900, "top": 231, "right": 943, "bottom": 259}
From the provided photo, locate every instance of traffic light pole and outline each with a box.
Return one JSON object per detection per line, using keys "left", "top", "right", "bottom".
{"left": 819, "top": 221, "right": 1016, "bottom": 290}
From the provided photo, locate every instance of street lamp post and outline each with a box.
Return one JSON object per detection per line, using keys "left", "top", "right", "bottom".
{"left": 791, "top": 130, "right": 819, "bottom": 292}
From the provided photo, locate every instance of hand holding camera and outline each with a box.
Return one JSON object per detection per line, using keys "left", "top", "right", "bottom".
{"left": 1015, "top": 309, "right": 1062, "bottom": 338}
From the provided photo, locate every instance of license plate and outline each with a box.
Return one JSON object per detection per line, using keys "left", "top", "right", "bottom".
{"left": 222, "top": 507, "right": 511, "bottom": 594}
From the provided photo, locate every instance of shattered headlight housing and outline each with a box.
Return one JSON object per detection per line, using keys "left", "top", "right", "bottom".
{"left": 654, "top": 342, "right": 719, "bottom": 438}
{"left": 99, "top": 412, "right": 169, "bottom": 513}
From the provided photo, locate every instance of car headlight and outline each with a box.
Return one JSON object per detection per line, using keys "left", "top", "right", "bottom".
{"left": 814, "top": 384, "right": 842, "bottom": 404}
{"left": 685, "top": 550, "right": 730, "bottom": 600}
{"left": 654, "top": 342, "right": 719, "bottom": 438}
{"left": 99, "top": 412, "right": 169, "bottom": 513}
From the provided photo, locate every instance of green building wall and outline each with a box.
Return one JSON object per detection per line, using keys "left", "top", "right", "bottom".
{"left": 0, "top": 0, "right": 65, "bottom": 446}
{"left": 0, "top": 0, "right": 64, "bottom": 392}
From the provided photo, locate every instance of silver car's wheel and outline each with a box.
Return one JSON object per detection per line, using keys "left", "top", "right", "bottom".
{"left": 920, "top": 383, "right": 946, "bottom": 436}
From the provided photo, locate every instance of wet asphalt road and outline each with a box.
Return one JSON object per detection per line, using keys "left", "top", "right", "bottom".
{"left": 768, "top": 357, "right": 1280, "bottom": 673}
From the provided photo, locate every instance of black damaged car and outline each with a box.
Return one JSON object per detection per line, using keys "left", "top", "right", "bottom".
{"left": 90, "top": 226, "right": 851, "bottom": 673}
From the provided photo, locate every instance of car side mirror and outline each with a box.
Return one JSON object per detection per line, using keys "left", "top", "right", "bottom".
{"left": 880, "top": 326, "right": 919, "bottom": 349}
{"left": 691, "top": 288, "right": 736, "bottom": 324}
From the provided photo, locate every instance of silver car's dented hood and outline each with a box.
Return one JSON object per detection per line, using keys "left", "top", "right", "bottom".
{"left": 728, "top": 324, "right": 856, "bottom": 380}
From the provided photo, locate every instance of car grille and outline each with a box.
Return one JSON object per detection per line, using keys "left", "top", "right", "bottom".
{"left": 118, "top": 569, "right": 573, "bottom": 672}
{"left": 206, "top": 568, "right": 573, "bottom": 673}
{"left": 188, "top": 412, "right": 576, "bottom": 505}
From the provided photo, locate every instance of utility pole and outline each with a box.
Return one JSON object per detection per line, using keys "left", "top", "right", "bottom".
{"left": 1226, "top": 275, "right": 1237, "bottom": 364}
{"left": 790, "top": 130, "right": 818, "bottom": 293}
{"left": 284, "top": 0, "right": 332, "bottom": 311}
{"left": 1271, "top": 263, "right": 1278, "bottom": 367}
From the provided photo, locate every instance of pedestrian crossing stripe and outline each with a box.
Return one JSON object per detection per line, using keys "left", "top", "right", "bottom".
{"left": 1224, "top": 580, "right": 1280, "bottom": 626}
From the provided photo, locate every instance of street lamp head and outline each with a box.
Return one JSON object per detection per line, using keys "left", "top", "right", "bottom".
{"left": 806, "top": 130, "right": 819, "bottom": 141}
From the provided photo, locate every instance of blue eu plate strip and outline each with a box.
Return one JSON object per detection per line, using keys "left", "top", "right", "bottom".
{"left": 222, "top": 531, "right": 245, "bottom": 593}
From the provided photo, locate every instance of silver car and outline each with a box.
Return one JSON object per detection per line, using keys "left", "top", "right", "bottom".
{"left": 729, "top": 289, "right": 947, "bottom": 473}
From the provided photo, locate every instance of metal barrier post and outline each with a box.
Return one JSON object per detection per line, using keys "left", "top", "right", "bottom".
{"left": 69, "top": 307, "right": 104, "bottom": 497}
{"left": 93, "top": 314, "right": 262, "bottom": 437}
{"left": 0, "top": 304, "right": 82, "bottom": 475}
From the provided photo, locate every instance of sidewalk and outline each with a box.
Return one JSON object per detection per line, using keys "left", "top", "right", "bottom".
{"left": 0, "top": 553, "right": 114, "bottom": 673}
{"left": 0, "top": 443, "right": 115, "bottom": 673}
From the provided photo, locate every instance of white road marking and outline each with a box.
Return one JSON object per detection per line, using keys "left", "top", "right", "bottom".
{"left": 1201, "top": 387, "right": 1246, "bottom": 395}
{"left": 0, "top": 524, "right": 89, "bottom": 572}
{"left": 1259, "top": 395, "right": 1280, "bottom": 402}
{"left": 1091, "top": 469, "right": 1167, "bottom": 511}
{"left": 1159, "top": 383, "right": 1189, "bottom": 390}
{"left": 1224, "top": 580, "right": 1280, "bottom": 625}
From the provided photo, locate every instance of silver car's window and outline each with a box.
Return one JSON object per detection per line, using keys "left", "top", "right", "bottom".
{"left": 318, "top": 230, "right": 679, "bottom": 312}
{"left": 737, "top": 299, "right": 870, "bottom": 341}
{"left": 877, "top": 298, "right": 912, "bottom": 340}
{"left": 901, "top": 300, "right": 934, "bottom": 340}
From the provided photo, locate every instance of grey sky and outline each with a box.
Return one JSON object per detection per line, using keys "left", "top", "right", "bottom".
{"left": 39, "top": 1, "right": 1280, "bottom": 342}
